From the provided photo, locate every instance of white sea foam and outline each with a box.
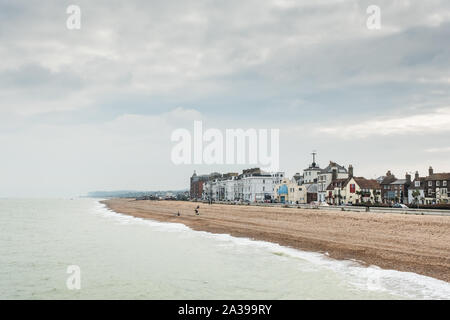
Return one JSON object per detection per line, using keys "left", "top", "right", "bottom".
{"left": 94, "top": 200, "right": 450, "bottom": 300}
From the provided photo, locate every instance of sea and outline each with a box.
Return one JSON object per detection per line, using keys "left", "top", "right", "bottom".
{"left": 1, "top": 198, "right": 449, "bottom": 299}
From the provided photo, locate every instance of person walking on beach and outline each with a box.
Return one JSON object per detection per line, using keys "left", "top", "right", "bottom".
{"left": 195, "top": 205, "right": 200, "bottom": 216}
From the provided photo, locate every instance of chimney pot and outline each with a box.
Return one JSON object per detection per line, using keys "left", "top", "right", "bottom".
{"left": 406, "top": 173, "right": 411, "bottom": 183}
{"left": 332, "top": 168, "right": 337, "bottom": 181}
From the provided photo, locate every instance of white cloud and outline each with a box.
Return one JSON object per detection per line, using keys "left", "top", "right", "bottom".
{"left": 317, "top": 107, "right": 450, "bottom": 138}
{"left": 425, "top": 146, "right": 450, "bottom": 153}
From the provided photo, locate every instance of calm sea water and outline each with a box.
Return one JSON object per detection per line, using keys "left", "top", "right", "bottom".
{"left": 0, "top": 198, "right": 449, "bottom": 300}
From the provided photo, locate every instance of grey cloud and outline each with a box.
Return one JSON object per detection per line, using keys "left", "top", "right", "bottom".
{"left": 0, "top": 64, "right": 83, "bottom": 89}
{"left": 0, "top": 0, "right": 450, "bottom": 195}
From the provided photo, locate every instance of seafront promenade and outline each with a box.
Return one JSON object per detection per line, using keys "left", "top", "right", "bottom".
{"left": 209, "top": 201, "right": 450, "bottom": 216}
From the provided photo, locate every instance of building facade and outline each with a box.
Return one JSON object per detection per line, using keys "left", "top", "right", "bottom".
{"left": 273, "top": 178, "right": 307, "bottom": 204}
{"left": 190, "top": 171, "right": 210, "bottom": 200}
{"left": 380, "top": 170, "right": 397, "bottom": 203}
{"left": 424, "top": 167, "right": 450, "bottom": 204}
{"left": 325, "top": 178, "right": 350, "bottom": 205}
{"left": 408, "top": 171, "right": 425, "bottom": 205}
{"left": 380, "top": 171, "right": 411, "bottom": 204}
{"left": 344, "top": 177, "right": 382, "bottom": 205}
{"left": 202, "top": 168, "right": 284, "bottom": 203}
{"left": 317, "top": 161, "right": 349, "bottom": 203}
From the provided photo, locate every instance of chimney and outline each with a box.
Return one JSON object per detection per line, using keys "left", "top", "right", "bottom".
{"left": 406, "top": 173, "right": 411, "bottom": 184}
{"left": 332, "top": 168, "right": 337, "bottom": 181}
{"left": 429, "top": 166, "right": 433, "bottom": 176}
{"left": 386, "top": 170, "right": 392, "bottom": 176}
{"left": 348, "top": 165, "right": 353, "bottom": 178}
{"left": 415, "top": 171, "right": 419, "bottom": 180}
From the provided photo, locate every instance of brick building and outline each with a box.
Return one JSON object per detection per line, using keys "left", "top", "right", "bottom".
{"left": 190, "top": 171, "right": 210, "bottom": 200}
{"left": 424, "top": 167, "right": 450, "bottom": 204}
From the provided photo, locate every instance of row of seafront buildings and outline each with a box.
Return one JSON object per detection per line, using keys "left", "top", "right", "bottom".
{"left": 191, "top": 168, "right": 285, "bottom": 203}
{"left": 190, "top": 155, "right": 450, "bottom": 206}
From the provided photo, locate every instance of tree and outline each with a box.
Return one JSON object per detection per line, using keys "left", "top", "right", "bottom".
{"left": 412, "top": 190, "right": 421, "bottom": 208}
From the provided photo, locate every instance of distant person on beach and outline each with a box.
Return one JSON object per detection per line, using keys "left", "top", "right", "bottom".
{"left": 195, "top": 208, "right": 199, "bottom": 215}
{"left": 177, "top": 211, "right": 180, "bottom": 216}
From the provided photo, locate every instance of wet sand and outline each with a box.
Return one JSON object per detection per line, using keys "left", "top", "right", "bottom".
{"left": 103, "top": 199, "right": 450, "bottom": 282}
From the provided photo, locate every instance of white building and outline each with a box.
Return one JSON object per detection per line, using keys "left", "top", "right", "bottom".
{"left": 224, "top": 175, "right": 239, "bottom": 201}
{"left": 408, "top": 172, "right": 425, "bottom": 205}
{"left": 239, "top": 169, "right": 284, "bottom": 202}
{"left": 203, "top": 173, "right": 238, "bottom": 201}
{"left": 317, "top": 162, "right": 350, "bottom": 203}
{"left": 302, "top": 153, "right": 322, "bottom": 184}
{"left": 203, "top": 168, "right": 284, "bottom": 203}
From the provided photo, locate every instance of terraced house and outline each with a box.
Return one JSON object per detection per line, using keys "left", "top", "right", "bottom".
{"left": 317, "top": 161, "right": 349, "bottom": 203}
{"left": 345, "top": 177, "right": 382, "bottom": 205}
{"left": 326, "top": 178, "right": 350, "bottom": 205}
{"left": 380, "top": 171, "right": 411, "bottom": 204}
{"left": 424, "top": 167, "right": 450, "bottom": 204}
{"left": 202, "top": 168, "right": 284, "bottom": 202}
{"left": 408, "top": 171, "right": 425, "bottom": 205}
{"left": 273, "top": 178, "right": 307, "bottom": 204}
{"left": 191, "top": 162, "right": 449, "bottom": 206}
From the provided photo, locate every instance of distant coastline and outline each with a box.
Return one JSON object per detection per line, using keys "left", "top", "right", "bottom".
{"left": 103, "top": 198, "right": 450, "bottom": 283}
{"left": 87, "top": 189, "right": 189, "bottom": 199}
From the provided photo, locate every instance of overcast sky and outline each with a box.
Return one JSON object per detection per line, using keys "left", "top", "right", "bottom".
{"left": 1, "top": 0, "right": 449, "bottom": 197}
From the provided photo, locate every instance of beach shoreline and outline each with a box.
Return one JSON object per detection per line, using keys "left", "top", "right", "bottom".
{"left": 102, "top": 199, "right": 450, "bottom": 283}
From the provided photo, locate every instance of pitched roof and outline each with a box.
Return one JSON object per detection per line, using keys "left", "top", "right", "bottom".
{"left": 426, "top": 173, "right": 450, "bottom": 180}
{"left": 376, "top": 176, "right": 386, "bottom": 183}
{"left": 326, "top": 178, "right": 351, "bottom": 190}
{"left": 390, "top": 179, "right": 407, "bottom": 185}
{"left": 320, "top": 161, "right": 348, "bottom": 174}
{"left": 352, "top": 177, "right": 381, "bottom": 190}
{"left": 381, "top": 175, "right": 397, "bottom": 185}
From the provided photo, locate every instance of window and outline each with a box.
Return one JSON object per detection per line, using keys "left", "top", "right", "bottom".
{"left": 428, "top": 181, "right": 432, "bottom": 187}
{"left": 444, "top": 181, "right": 448, "bottom": 187}
{"left": 428, "top": 188, "right": 433, "bottom": 195}
{"left": 415, "top": 181, "right": 420, "bottom": 187}
{"left": 437, "top": 181, "right": 440, "bottom": 187}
